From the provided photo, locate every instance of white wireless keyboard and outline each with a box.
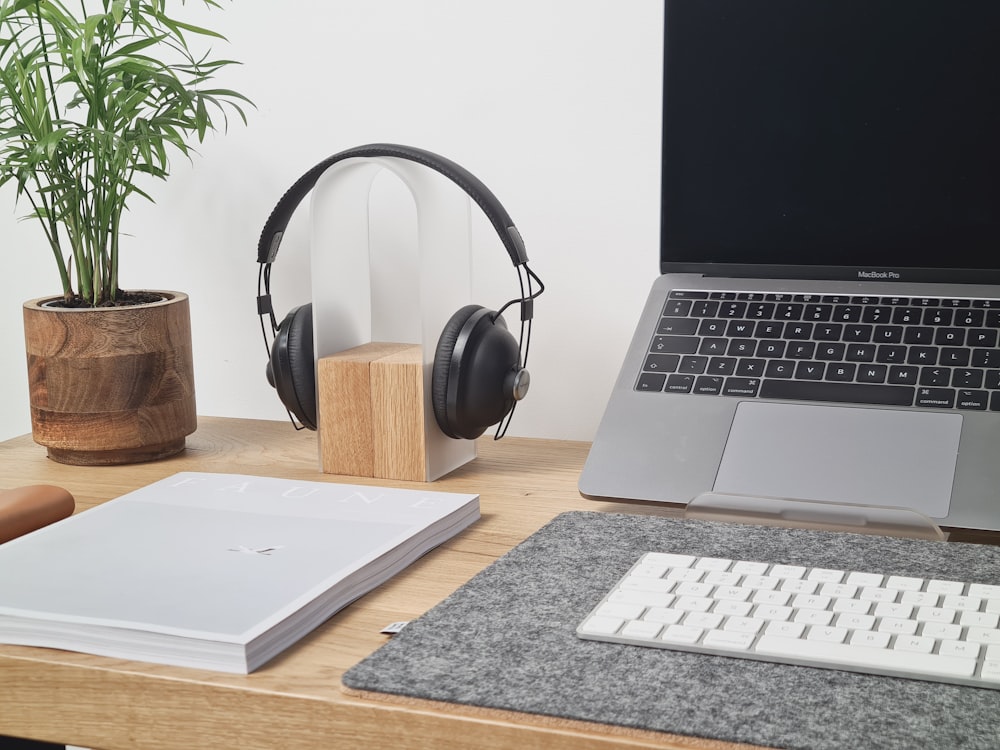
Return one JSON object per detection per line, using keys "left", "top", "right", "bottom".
{"left": 577, "top": 552, "right": 1000, "bottom": 690}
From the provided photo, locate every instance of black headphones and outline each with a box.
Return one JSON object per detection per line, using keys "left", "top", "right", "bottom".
{"left": 256, "top": 144, "right": 544, "bottom": 440}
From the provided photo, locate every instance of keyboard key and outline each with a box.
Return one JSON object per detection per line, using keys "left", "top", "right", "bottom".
{"left": 643, "top": 353, "right": 680, "bottom": 372}
{"left": 621, "top": 619, "right": 664, "bottom": 640}
{"left": 657, "top": 317, "right": 699, "bottom": 335}
{"left": 660, "top": 624, "right": 704, "bottom": 645}
{"left": 702, "top": 630, "right": 755, "bottom": 651}
{"left": 722, "top": 377, "right": 760, "bottom": 397}
{"left": 636, "top": 373, "right": 666, "bottom": 392}
{"left": 759, "top": 380, "right": 915, "bottom": 406}
{"left": 915, "top": 388, "right": 956, "bottom": 408}
{"left": 668, "top": 290, "right": 709, "bottom": 300}
{"left": 691, "top": 300, "right": 720, "bottom": 317}
{"left": 727, "top": 339, "right": 756, "bottom": 356}
{"left": 756, "top": 635, "right": 977, "bottom": 679}
{"left": 663, "top": 299, "right": 693, "bottom": 316}
{"left": 665, "top": 374, "right": 695, "bottom": 393}
{"left": 651, "top": 335, "right": 699, "bottom": 354}
{"left": 957, "top": 390, "right": 988, "bottom": 411}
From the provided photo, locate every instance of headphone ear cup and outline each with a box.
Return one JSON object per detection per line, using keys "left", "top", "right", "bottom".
{"left": 432, "top": 304, "right": 522, "bottom": 440}
{"left": 267, "top": 304, "right": 317, "bottom": 430}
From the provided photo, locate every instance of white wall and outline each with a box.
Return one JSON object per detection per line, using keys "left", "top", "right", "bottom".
{"left": 0, "top": 0, "right": 663, "bottom": 443}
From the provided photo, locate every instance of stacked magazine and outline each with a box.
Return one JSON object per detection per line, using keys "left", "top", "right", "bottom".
{"left": 0, "top": 472, "right": 479, "bottom": 673}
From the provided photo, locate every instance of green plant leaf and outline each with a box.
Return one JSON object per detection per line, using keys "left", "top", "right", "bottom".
{"left": 0, "top": 0, "right": 253, "bottom": 305}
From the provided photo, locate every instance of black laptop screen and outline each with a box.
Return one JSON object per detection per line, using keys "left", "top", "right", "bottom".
{"left": 660, "top": 0, "right": 1000, "bottom": 282}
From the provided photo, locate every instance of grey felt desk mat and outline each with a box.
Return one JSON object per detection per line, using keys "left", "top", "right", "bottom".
{"left": 342, "top": 512, "right": 1000, "bottom": 750}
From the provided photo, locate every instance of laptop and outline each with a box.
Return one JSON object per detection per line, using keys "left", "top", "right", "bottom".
{"left": 580, "top": 0, "right": 1000, "bottom": 531}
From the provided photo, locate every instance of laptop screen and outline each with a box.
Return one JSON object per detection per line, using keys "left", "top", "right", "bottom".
{"left": 660, "top": 0, "right": 1000, "bottom": 284}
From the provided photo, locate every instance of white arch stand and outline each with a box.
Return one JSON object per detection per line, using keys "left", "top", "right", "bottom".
{"left": 309, "top": 156, "right": 478, "bottom": 481}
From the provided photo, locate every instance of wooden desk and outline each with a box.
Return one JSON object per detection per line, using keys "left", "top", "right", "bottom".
{"left": 0, "top": 417, "right": 710, "bottom": 750}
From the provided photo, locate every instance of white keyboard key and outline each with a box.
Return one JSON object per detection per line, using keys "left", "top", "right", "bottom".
{"left": 765, "top": 620, "right": 806, "bottom": 639}
{"left": 808, "top": 626, "right": 848, "bottom": 644}
{"left": 846, "top": 571, "right": 885, "bottom": 587}
{"left": 966, "top": 627, "right": 1000, "bottom": 646}
{"left": 968, "top": 583, "right": 1000, "bottom": 599}
{"left": 579, "top": 615, "right": 624, "bottom": 636}
{"left": 685, "top": 612, "right": 724, "bottom": 629}
{"left": 621, "top": 576, "right": 674, "bottom": 593}
{"left": 621, "top": 619, "right": 663, "bottom": 640}
{"left": 665, "top": 568, "right": 705, "bottom": 583}
{"left": 943, "top": 595, "right": 982, "bottom": 612}
{"left": 771, "top": 564, "right": 807, "bottom": 579}
{"left": 821, "top": 583, "right": 858, "bottom": 599}
{"left": 832, "top": 597, "right": 871, "bottom": 615}
{"left": 850, "top": 630, "right": 891, "bottom": 649}
{"left": 792, "top": 593, "right": 831, "bottom": 610}
{"left": 916, "top": 606, "right": 957, "bottom": 624}
{"left": 695, "top": 556, "right": 733, "bottom": 571}
{"left": 894, "top": 635, "right": 935, "bottom": 654}
{"left": 742, "top": 575, "right": 780, "bottom": 591}
{"left": 922, "top": 622, "right": 962, "bottom": 640}
{"left": 660, "top": 624, "right": 703, "bottom": 645}
{"left": 874, "top": 602, "right": 913, "bottom": 619}
{"left": 714, "top": 600, "right": 754, "bottom": 617}
{"left": 704, "top": 571, "right": 742, "bottom": 586}
{"left": 632, "top": 562, "right": 670, "bottom": 578}
{"left": 724, "top": 616, "right": 765, "bottom": 635}
{"left": 940, "top": 640, "right": 980, "bottom": 659}
{"left": 835, "top": 613, "right": 875, "bottom": 631}
{"left": 859, "top": 587, "right": 898, "bottom": 603}
{"left": 878, "top": 617, "right": 919, "bottom": 636}
{"left": 900, "top": 590, "right": 939, "bottom": 606}
{"left": 753, "top": 589, "right": 792, "bottom": 606}
{"left": 675, "top": 582, "right": 715, "bottom": 597}
{"left": 756, "top": 605, "right": 794, "bottom": 622}
{"left": 732, "top": 561, "right": 770, "bottom": 576}
{"left": 981, "top": 660, "right": 1000, "bottom": 682}
{"left": 702, "top": 629, "right": 755, "bottom": 651}
{"left": 781, "top": 579, "right": 819, "bottom": 595}
{"left": 960, "top": 611, "right": 1000, "bottom": 629}
{"left": 674, "top": 596, "right": 714, "bottom": 612}
{"left": 645, "top": 552, "right": 696, "bottom": 568}
{"left": 715, "top": 586, "right": 753, "bottom": 602}
{"left": 885, "top": 575, "right": 924, "bottom": 591}
{"left": 609, "top": 589, "right": 675, "bottom": 608}
{"left": 807, "top": 567, "right": 845, "bottom": 583}
{"left": 644, "top": 607, "right": 684, "bottom": 625}
{"left": 756, "top": 635, "right": 977, "bottom": 679}
{"left": 926, "top": 579, "right": 965, "bottom": 595}
{"left": 793, "top": 608, "right": 834, "bottom": 626}
{"left": 597, "top": 602, "right": 646, "bottom": 620}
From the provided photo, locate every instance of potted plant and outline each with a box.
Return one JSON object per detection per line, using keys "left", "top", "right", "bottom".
{"left": 0, "top": 0, "right": 251, "bottom": 464}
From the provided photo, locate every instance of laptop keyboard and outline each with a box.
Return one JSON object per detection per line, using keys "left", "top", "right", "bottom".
{"left": 637, "top": 290, "right": 1000, "bottom": 411}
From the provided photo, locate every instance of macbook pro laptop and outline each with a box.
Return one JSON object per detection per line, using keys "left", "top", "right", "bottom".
{"left": 580, "top": 0, "right": 1000, "bottom": 531}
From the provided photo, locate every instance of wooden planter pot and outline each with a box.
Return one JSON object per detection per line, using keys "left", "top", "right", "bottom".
{"left": 22, "top": 291, "right": 197, "bottom": 465}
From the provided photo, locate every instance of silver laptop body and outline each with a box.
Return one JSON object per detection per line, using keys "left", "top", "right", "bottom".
{"left": 580, "top": 0, "right": 1000, "bottom": 531}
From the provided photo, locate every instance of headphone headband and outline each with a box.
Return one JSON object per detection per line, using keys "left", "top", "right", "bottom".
{"left": 257, "top": 143, "right": 545, "bottom": 440}
{"left": 257, "top": 143, "right": 529, "bottom": 267}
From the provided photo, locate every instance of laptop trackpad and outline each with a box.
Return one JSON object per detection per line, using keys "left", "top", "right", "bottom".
{"left": 713, "top": 402, "right": 961, "bottom": 519}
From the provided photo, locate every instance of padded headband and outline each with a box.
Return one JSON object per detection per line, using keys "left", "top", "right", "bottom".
{"left": 257, "top": 143, "right": 529, "bottom": 268}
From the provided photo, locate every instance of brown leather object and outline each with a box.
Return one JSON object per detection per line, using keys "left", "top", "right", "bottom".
{"left": 0, "top": 485, "right": 75, "bottom": 543}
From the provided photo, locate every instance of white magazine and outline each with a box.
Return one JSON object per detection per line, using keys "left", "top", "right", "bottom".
{"left": 0, "top": 472, "right": 479, "bottom": 673}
